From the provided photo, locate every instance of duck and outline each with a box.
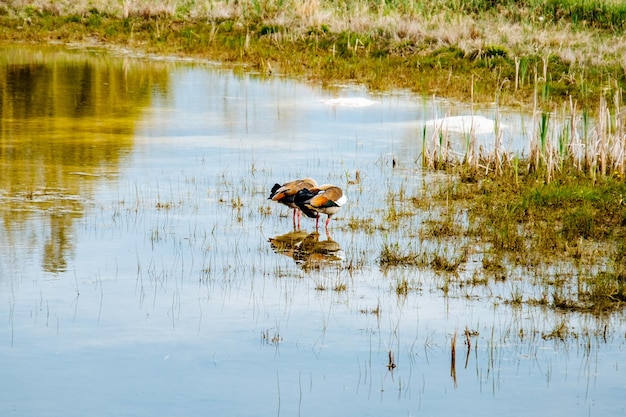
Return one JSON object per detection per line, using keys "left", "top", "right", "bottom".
{"left": 294, "top": 184, "right": 347, "bottom": 231}
{"left": 268, "top": 178, "right": 318, "bottom": 226}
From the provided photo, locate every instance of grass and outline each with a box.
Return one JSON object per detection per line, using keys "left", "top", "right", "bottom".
{"left": 379, "top": 242, "right": 467, "bottom": 274}
{"left": 378, "top": 243, "right": 423, "bottom": 269}
{"left": 0, "top": 1, "right": 625, "bottom": 108}
{"left": 410, "top": 166, "right": 626, "bottom": 311}
{"left": 369, "top": 123, "right": 626, "bottom": 312}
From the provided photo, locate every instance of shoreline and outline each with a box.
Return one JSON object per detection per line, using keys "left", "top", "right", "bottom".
{"left": 0, "top": 2, "right": 624, "bottom": 110}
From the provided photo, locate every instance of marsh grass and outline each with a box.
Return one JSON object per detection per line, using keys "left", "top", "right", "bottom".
{"left": 410, "top": 164, "right": 626, "bottom": 311}
{"left": 368, "top": 90, "right": 626, "bottom": 312}
{"left": 579, "top": 271, "right": 626, "bottom": 310}
{"left": 2, "top": 1, "right": 626, "bottom": 107}
{"left": 378, "top": 243, "right": 423, "bottom": 269}
{"left": 395, "top": 278, "right": 410, "bottom": 297}
{"left": 392, "top": 274, "right": 422, "bottom": 298}
{"left": 378, "top": 241, "right": 467, "bottom": 276}
{"left": 541, "top": 319, "right": 570, "bottom": 341}
{"left": 420, "top": 214, "right": 463, "bottom": 239}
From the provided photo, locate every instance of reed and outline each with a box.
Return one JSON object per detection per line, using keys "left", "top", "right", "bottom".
{"left": 422, "top": 87, "right": 626, "bottom": 185}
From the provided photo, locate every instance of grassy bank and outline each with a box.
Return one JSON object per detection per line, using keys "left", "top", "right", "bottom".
{"left": 1, "top": 0, "right": 625, "bottom": 108}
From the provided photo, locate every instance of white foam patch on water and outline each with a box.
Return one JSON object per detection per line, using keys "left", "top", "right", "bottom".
{"left": 424, "top": 115, "right": 506, "bottom": 135}
{"left": 322, "top": 97, "right": 377, "bottom": 107}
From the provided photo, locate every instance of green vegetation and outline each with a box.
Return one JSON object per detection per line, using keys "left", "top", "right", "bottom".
{"left": 391, "top": 164, "right": 626, "bottom": 312}
{"left": 0, "top": 0, "right": 625, "bottom": 108}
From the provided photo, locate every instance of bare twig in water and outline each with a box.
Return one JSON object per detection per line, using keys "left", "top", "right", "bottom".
{"left": 464, "top": 326, "right": 472, "bottom": 369}
{"left": 387, "top": 350, "right": 396, "bottom": 370}
{"left": 451, "top": 330, "right": 457, "bottom": 388}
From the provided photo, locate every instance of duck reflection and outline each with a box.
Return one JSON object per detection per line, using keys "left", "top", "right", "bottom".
{"left": 268, "top": 230, "right": 343, "bottom": 268}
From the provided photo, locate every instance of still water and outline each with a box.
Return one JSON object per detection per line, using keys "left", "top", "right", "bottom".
{"left": 0, "top": 45, "right": 624, "bottom": 416}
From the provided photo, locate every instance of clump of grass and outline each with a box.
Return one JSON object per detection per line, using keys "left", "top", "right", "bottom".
{"left": 561, "top": 206, "right": 595, "bottom": 240}
{"left": 507, "top": 286, "right": 524, "bottom": 306}
{"left": 395, "top": 278, "right": 409, "bottom": 297}
{"left": 261, "top": 328, "right": 283, "bottom": 345}
{"left": 469, "top": 270, "right": 490, "bottom": 286}
{"left": 431, "top": 251, "right": 467, "bottom": 273}
{"left": 423, "top": 88, "right": 626, "bottom": 186}
{"left": 481, "top": 255, "right": 506, "bottom": 279}
{"left": 391, "top": 275, "right": 422, "bottom": 297}
{"left": 346, "top": 216, "right": 381, "bottom": 232}
{"left": 541, "top": 319, "right": 570, "bottom": 341}
{"left": 360, "top": 303, "right": 380, "bottom": 315}
{"left": 378, "top": 243, "right": 423, "bottom": 268}
{"left": 258, "top": 204, "right": 272, "bottom": 216}
{"left": 314, "top": 280, "right": 347, "bottom": 292}
{"left": 420, "top": 216, "right": 461, "bottom": 239}
{"left": 383, "top": 201, "right": 413, "bottom": 225}
{"left": 579, "top": 271, "right": 626, "bottom": 311}
{"left": 443, "top": 167, "right": 626, "bottom": 264}
{"left": 155, "top": 200, "right": 173, "bottom": 210}
{"left": 379, "top": 242, "right": 467, "bottom": 274}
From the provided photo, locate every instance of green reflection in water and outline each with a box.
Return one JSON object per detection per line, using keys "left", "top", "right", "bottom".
{"left": 0, "top": 44, "right": 170, "bottom": 273}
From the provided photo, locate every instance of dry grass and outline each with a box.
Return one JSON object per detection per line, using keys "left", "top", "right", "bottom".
{"left": 5, "top": 0, "right": 626, "bottom": 70}
{"left": 1, "top": 1, "right": 625, "bottom": 108}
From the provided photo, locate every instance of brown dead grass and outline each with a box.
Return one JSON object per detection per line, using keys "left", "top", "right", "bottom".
{"left": 4, "top": 0, "right": 625, "bottom": 70}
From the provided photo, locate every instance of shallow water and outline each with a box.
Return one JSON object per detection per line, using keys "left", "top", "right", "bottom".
{"left": 0, "top": 44, "right": 624, "bottom": 416}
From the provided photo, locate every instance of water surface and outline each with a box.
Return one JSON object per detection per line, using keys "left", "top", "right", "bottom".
{"left": 0, "top": 44, "right": 624, "bottom": 417}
